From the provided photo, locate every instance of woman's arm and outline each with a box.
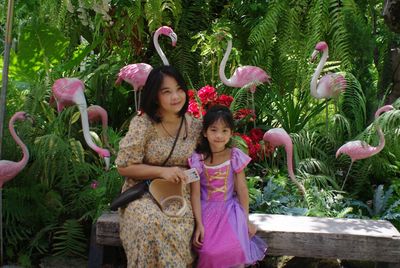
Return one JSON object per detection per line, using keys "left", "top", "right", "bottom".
{"left": 191, "top": 180, "right": 204, "bottom": 247}
{"left": 117, "top": 164, "right": 187, "bottom": 183}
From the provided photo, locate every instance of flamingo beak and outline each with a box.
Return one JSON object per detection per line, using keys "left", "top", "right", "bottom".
{"left": 310, "top": 50, "right": 319, "bottom": 63}
{"left": 170, "top": 33, "right": 177, "bottom": 47}
{"left": 104, "top": 157, "right": 110, "bottom": 171}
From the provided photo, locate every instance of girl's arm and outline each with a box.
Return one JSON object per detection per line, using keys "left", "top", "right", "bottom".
{"left": 234, "top": 170, "right": 249, "bottom": 217}
{"left": 117, "top": 164, "right": 187, "bottom": 183}
{"left": 190, "top": 180, "right": 204, "bottom": 247}
{"left": 234, "top": 170, "right": 257, "bottom": 237}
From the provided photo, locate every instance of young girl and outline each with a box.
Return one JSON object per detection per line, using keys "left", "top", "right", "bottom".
{"left": 188, "top": 105, "right": 267, "bottom": 268}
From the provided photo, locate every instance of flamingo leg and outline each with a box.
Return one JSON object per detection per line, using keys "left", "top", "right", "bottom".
{"left": 334, "top": 98, "right": 338, "bottom": 113}
{"left": 133, "top": 91, "right": 138, "bottom": 112}
{"left": 341, "top": 161, "right": 354, "bottom": 190}
{"left": 325, "top": 99, "right": 329, "bottom": 131}
{"left": 251, "top": 92, "right": 256, "bottom": 128}
{"left": 138, "top": 90, "right": 141, "bottom": 112}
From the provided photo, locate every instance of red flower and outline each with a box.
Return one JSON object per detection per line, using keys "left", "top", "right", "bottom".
{"left": 216, "top": 94, "right": 234, "bottom": 107}
{"left": 188, "top": 89, "right": 196, "bottom": 100}
{"left": 198, "top": 85, "right": 217, "bottom": 105}
{"left": 188, "top": 100, "right": 204, "bottom": 118}
{"left": 249, "top": 128, "right": 264, "bottom": 143}
{"left": 234, "top": 109, "right": 256, "bottom": 121}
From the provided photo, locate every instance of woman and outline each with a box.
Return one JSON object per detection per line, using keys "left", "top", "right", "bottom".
{"left": 115, "top": 65, "right": 202, "bottom": 267}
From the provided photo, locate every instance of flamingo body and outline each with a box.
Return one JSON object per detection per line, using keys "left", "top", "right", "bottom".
{"left": 115, "top": 26, "right": 177, "bottom": 111}
{"left": 115, "top": 63, "right": 152, "bottom": 91}
{"left": 219, "top": 39, "right": 270, "bottom": 93}
{"left": 336, "top": 105, "right": 394, "bottom": 162}
{"left": 0, "top": 112, "right": 31, "bottom": 188}
{"left": 336, "top": 105, "right": 394, "bottom": 189}
{"left": 52, "top": 78, "right": 111, "bottom": 169}
{"left": 263, "top": 128, "right": 306, "bottom": 196}
{"left": 310, "top": 41, "right": 346, "bottom": 99}
{"left": 335, "top": 140, "right": 381, "bottom": 162}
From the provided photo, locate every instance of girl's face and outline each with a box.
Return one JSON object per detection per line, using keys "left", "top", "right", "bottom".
{"left": 204, "top": 119, "right": 233, "bottom": 152}
{"left": 157, "top": 75, "right": 186, "bottom": 117}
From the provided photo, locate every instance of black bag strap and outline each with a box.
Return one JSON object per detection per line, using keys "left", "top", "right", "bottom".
{"left": 161, "top": 116, "right": 185, "bottom": 166}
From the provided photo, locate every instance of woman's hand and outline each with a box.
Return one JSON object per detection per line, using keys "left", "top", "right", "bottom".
{"left": 248, "top": 222, "right": 257, "bottom": 238}
{"left": 193, "top": 224, "right": 204, "bottom": 248}
{"left": 161, "top": 167, "right": 188, "bottom": 183}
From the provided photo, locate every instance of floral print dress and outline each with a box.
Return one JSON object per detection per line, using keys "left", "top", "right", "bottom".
{"left": 115, "top": 113, "right": 202, "bottom": 268}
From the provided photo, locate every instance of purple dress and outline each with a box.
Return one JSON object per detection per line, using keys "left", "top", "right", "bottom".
{"left": 188, "top": 148, "right": 267, "bottom": 268}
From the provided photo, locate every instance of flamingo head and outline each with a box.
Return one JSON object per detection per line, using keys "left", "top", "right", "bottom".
{"left": 13, "top": 112, "right": 34, "bottom": 124}
{"left": 374, "top": 105, "right": 394, "bottom": 119}
{"left": 157, "top": 26, "right": 177, "bottom": 47}
{"left": 310, "top": 41, "right": 328, "bottom": 62}
{"left": 98, "top": 149, "right": 111, "bottom": 170}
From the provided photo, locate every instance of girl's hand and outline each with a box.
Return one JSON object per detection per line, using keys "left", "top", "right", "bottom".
{"left": 162, "top": 167, "right": 188, "bottom": 183}
{"left": 248, "top": 222, "right": 257, "bottom": 238}
{"left": 193, "top": 225, "right": 204, "bottom": 248}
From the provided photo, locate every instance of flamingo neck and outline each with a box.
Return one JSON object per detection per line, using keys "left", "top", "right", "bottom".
{"left": 310, "top": 48, "right": 328, "bottom": 98}
{"left": 154, "top": 31, "right": 170, "bottom": 65}
{"left": 75, "top": 93, "right": 108, "bottom": 157}
{"left": 374, "top": 127, "right": 385, "bottom": 154}
{"left": 219, "top": 39, "right": 235, "bottom": 87}
{"left": 285, "top": 142, "right": 295, "bottom": 180}
{"left": 8, "top": 117, "right": 29, "bottom": 166}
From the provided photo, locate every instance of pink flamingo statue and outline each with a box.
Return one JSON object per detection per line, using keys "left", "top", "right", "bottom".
{"left": 115, "top": 26, "right": 177, "bottom": 111}
{"left": 310, "top": 41, "right": 347, "bottom": 130}
{"left": 263, "top": 128, "right": 306, "bottom": 196}
{"left": 87, "top": 105, "right": 116, "bottom": 155}
{"left": 336, "top": 105, "right": 394, "bottom": 190}
{"left": 219, "top": 36, "right": 271, "bottom": 126}
{"left": 0, "top": 112, "right": 32, "bottom": 187}
{"left": 52, "top": 78, "right": 110, "bottom": 170}
{"left": 0, "top": 111, "right": 32, "bottom": 267}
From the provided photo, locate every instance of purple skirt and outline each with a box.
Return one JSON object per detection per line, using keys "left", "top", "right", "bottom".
{"left": 196, "top": 198, "right": 267, "bottom": 268}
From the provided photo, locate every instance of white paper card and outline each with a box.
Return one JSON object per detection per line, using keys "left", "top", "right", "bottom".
{"left": 184, "top": 168, "right": 200, "bottom": 184}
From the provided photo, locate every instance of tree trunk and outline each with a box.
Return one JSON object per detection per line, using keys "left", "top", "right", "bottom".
{"left": 382, "top": 0, "right": 400, "bottom": 104}
{"left": 383, "top": 0, "right": 400, "bottom": 33}
{"left": 388, "top": 47, "right": 400, "bottom": 104}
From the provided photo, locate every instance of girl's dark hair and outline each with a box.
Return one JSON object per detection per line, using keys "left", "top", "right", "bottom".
{"left": 140, "top": 65, "right": 189, "bottom": 122}
{"left": 196, "top": 105, "right": 234, "bottom": 162}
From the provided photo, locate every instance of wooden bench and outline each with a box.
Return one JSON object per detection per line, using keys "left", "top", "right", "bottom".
{"left": 89, "top": 211, "right": 400, "bottom": 267}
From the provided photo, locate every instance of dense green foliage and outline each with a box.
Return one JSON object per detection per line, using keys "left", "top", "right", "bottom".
{"left": 1, "top": 0, "right": 399, "bottom": 265}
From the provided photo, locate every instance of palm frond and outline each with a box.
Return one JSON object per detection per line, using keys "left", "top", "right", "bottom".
{"left": 52, "top": 219, "right": 87, "bottom": 258}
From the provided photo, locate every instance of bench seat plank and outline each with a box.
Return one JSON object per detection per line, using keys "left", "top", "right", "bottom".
{"left": 96, "top": 212, "right": 400, "bottom": 263}
{"left": 250, "top": 213, "right": 400, "bottom": 263}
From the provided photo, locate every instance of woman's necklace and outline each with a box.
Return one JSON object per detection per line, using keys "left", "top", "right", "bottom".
{"left": 161, "top": 121, "right": 177, "bottom": 138}
{"left": 160, "top": 116, "right": 188, "bottom": 139}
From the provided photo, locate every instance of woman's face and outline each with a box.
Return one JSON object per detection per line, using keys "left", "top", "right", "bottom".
{"left": 157, "top": 75, "right": 186, "bottom": 117}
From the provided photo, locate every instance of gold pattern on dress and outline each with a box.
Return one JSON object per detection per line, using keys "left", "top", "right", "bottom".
{"left": 204, "top": 164, "right": 230, "bottom": 200}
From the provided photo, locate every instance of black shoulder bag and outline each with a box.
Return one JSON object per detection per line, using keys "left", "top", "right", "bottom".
{"left": 110, "top": 116, "right": 185, "bottom": 211}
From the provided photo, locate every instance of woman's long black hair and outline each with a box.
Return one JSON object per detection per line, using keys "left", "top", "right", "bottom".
{"left": 196, "top": 105, "right": 234, "bottom": 163}
{"left": 140, "top": 65, "right": 189, "bottom": 122}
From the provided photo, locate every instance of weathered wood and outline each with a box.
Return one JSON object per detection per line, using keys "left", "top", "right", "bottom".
{"left": 250, "top": 214, "right": 400, "bottom": 263}
{"left": 96, "top": 211, "right": 400, "bottom": 264}
{"left": 96, "top": 211, "right": 121, "bottom": 246}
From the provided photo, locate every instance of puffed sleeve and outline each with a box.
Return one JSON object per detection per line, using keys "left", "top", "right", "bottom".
{"left": 115, "top": 115, "right": 152, "bottom": 168}
{"left": 188, "top": 152, "right": 204, "bottom": 175}
{"left": 231, "top": 147, "right": 252, "bottom": 173}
